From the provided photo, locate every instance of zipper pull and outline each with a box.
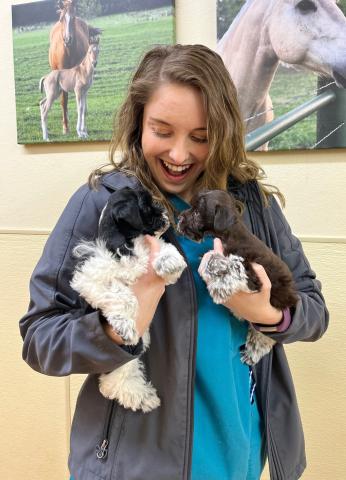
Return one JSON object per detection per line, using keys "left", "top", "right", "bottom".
{"left": 96, "top": 439, "right": 109, "bottom": 459}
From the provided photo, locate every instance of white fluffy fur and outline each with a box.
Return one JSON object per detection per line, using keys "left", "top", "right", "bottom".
{"left": 199, "top": 252, "right": 275, "bottom": 365}
{"left": 71, "top": 235, "right": 186, "bottom": 412}
{"left": 200, "top": 253, "right": 252, "bottom": 304}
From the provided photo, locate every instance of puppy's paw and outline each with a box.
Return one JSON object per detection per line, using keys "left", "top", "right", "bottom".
{"left": 99, "top": 374, "right": 160, "bottom": 413}
{"left": 207, "top": 280, "right": 233, "bottom": 304}
{"left": 130, "top": 385, "right": 161, "bottom": 413}
{"left": 241, "top": 327, "right": 275, "bottom": 365}
{"left": 107, "top": 315, "right": 140, "bottom": 345}
{"left": 240, "top": 349, "right": 257, "bottom": 366}
{"left": 153, "top": 247, "right": 187, "bottom": 284}
{"left": 199, "top": 253, "right": 234, "bottom": 303}
{"left": 203, "top": 253, "right": 232, "bottom": 278}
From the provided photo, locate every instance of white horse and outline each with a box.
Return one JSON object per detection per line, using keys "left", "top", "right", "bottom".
{"left": 217, "top": 0, "right": 346, "bottom": 133}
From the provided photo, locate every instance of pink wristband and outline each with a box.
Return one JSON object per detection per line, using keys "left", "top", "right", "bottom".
{"left": 254, "top": 307, "right": 292, "bottom": 333}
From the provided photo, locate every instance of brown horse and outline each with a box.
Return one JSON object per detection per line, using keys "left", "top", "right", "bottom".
{"left": 49, "top": 0, "right": 100, "bottom": 135}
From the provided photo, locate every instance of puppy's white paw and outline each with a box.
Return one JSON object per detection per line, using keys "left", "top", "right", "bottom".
{"left": 152, "top": 246, "right": 186, "bottom": 285}
{"left": 203, "top": 253, "right": 232, "bottom": 278}
{"left": 99, "top": 359, "right": 160, "bottom": 413}
{"left": 207, "top": 279, "right": 233, "bottom": 304}
{"left": 99, "top": 375, "right": 160, "bottom": 412}
{"left": 124, "top": 385, "right": 161, "bottom": 413}
{"left": 107, "top": 315, "right": 140, "bottom": 345}
{"left": 200, "top": 253, "right": 233, "bottom": 303}
{"left": 201, "top": 253, "right": 252, "bottom": 304}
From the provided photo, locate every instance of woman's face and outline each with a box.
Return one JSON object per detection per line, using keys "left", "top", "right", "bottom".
{"left": 141, "top": 83, "right": 209, "bottom": 202}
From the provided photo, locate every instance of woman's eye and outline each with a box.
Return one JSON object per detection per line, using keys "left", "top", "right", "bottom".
{"left": 191, "top": 136, "right": 208, "bottom": 143}
{"left": 152, "top": 129, "right": 171, "bottom": 138}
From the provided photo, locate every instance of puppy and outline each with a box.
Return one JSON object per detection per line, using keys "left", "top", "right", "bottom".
{"left": 177, "top": 189, "right": 298, "bottom": 365}
{"left": 70, "top": 186, "right": 187, "bottom": 412}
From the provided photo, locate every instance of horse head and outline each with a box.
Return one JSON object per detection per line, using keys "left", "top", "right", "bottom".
{"left": 58, "top": 0, "right": 77, "bottom": 47}
{"left": 269, "top": 0, "right": 346, "bottom": 88}
{"left": 87, "top": 41, "right": 100, "bottom": 68}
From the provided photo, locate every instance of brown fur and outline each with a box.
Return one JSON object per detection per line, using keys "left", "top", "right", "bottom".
{"left": 178, "top": 190, "right": 298, "bottom": 310}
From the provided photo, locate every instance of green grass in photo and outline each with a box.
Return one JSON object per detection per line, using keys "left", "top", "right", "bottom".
{"left": 268, "top": 66, "right": 318, "bottom": 151}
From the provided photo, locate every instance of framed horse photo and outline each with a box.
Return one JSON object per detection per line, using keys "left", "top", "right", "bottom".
{"left": 11, "top": 0, "right": 175, "bottom": 144}
{"left": 216, "top": 0, "right": 346, "bottom": 151}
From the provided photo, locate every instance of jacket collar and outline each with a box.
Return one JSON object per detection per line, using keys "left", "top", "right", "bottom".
{"left": 101, "top": 171, "right": 140, "bottom": 191}
{"left": 101, "top": 171, "right": 254, "bottom": 200}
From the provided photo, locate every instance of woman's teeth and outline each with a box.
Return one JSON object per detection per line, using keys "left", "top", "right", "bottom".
{"left": 162, "top": 160, "right": 192, "bottom": 174}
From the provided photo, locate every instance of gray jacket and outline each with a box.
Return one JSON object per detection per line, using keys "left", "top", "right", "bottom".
{"left": 20, "top": 172, "right": 328, "bottom": 480}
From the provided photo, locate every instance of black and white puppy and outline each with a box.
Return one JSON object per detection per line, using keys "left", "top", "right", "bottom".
{"left": 177, "top": 189, "right": 298, "bottom": 365}
{"left": 70, "top": 186, "right": 187, "bottom": 412}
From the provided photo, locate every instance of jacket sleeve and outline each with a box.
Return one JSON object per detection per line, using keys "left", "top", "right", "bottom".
{"left": 264, "top": 196, "right": 329, "bottom": 344}
{"left": 19, "top": 184, "right": 143, "bottom": 377}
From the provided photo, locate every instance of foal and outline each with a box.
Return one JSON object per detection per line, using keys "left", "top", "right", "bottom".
{"left": 39, "top": 41, "right": 99, "bottom": 141}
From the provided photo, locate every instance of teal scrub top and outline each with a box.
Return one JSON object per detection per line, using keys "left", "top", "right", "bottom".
{"left": 170, "top": 194, "right": 265, "bottom": 480}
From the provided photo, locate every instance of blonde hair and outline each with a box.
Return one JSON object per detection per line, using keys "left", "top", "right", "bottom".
{"left": 90, "top": 44, "right": 283, "bottom": 217}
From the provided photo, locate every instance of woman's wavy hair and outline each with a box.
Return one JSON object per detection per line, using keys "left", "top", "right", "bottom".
{"left": 90, "top": 44, "right": 282, "bottom": 219}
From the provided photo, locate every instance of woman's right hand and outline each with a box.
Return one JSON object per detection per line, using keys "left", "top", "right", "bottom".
{"left": 102, "top": 235, "right": 166, "bottom": 345}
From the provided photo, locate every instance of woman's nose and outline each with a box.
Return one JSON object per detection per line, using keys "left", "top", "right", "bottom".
{"left": 168, "top": 140, "right": 189, "bottom": 164}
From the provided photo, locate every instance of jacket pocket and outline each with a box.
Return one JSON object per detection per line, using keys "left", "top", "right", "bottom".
{"left": 96, "top": 400, "right": 125, "bottom": 462}
{"left": 84, "top": 399, "right": 126, "bottom": 480}
{"left": 96, "top": 400, "right": 116, "bottom": 460}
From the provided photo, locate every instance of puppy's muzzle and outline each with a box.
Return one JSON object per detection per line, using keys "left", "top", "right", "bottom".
{"left": 154, "top": 211, "right": 170, "bottom": 238}
{"left": 177, "top": 210, "right": 203, "bottom": 242}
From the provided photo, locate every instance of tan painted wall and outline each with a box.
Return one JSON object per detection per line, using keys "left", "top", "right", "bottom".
{"left": 2, "top": 1, "right": 345, "bottom": 479}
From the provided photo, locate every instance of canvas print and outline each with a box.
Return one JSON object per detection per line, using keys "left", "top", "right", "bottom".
{"left": 12, "top": 0, "right": 175, "bottom": 144}
{"left": 216, "top": 0, "right": 346, "bottom": 151}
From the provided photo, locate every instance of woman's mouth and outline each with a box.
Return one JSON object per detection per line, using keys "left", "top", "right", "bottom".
{"left": 160, "top": 159, "right": 193, "bottom": 179}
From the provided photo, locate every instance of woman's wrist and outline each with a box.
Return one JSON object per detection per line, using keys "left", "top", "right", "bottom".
{"left": 253, "top": 307, "right": 292, "bottom": 333}
{"left": 263, "top": 305, "right": 283, "bottom": 325}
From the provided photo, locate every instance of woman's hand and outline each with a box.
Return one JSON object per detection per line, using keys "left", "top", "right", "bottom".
{"left": 199, "top": 238, "right": 282, "bottom": 325}
{"left": 102, "top": 235, "right": 166, "bottom": 345}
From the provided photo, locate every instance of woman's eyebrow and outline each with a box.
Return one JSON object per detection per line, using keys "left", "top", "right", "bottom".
{"left": 148, "top": 117, "right": 207, "bottom": 131}
{"left": 148, "top": 117, "right": 171, "bottom": 126}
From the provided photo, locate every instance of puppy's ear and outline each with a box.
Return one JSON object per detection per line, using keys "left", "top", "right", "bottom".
{"left": 214, "top": 205, "right": 234, "bottom": 233}
{"left": 111, "top": 203, "right": 143, "bottom": 231}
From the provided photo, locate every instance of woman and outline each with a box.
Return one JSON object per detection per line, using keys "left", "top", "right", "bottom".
{"left": 20, "top": 44, "right": 328, "bottom": 480}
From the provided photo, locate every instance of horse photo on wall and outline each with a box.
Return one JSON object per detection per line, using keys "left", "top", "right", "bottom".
{"left": 11, "top": 0, "right": 175, "bottom": 144}
{"left": 217, "top": 0, "right": 346, "bottom": 151}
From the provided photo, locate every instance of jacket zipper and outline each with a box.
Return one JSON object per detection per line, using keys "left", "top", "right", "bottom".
{"left": 165, "top": 228, "right": 198, "bottom": 480}
{"left": 184, "top": 266, "right": 198, "bottom": 480}
{"left": 96, "top": 400, "right": 117, "bottom": 460}
{"left": 268, "top": 423, "right": 285, "bottom": 480}
{"left": 247, "top": 187, "right": 283, "bottom": 478}
{"left": 264, "top": 354, "right": 285, "bottom": 480}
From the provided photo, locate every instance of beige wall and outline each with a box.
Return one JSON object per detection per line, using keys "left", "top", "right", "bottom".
{"left": 2, "top": 1, "right": 345, "bottom": 479}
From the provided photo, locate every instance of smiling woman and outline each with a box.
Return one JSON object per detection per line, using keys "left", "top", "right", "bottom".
{"left": 20, "top": 44, "right": 328, "bottom": 480}
{"left": 141, "top": 83, "right": 209, "bottom": 201}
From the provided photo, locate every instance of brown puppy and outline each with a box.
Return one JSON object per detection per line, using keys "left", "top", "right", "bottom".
{"left": 177, "top": 190, "right": 298, "bottom": 365}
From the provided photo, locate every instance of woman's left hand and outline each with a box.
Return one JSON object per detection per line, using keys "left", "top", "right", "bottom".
{"left": 199, "top": 238, "right": 282, "bottom": 325}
